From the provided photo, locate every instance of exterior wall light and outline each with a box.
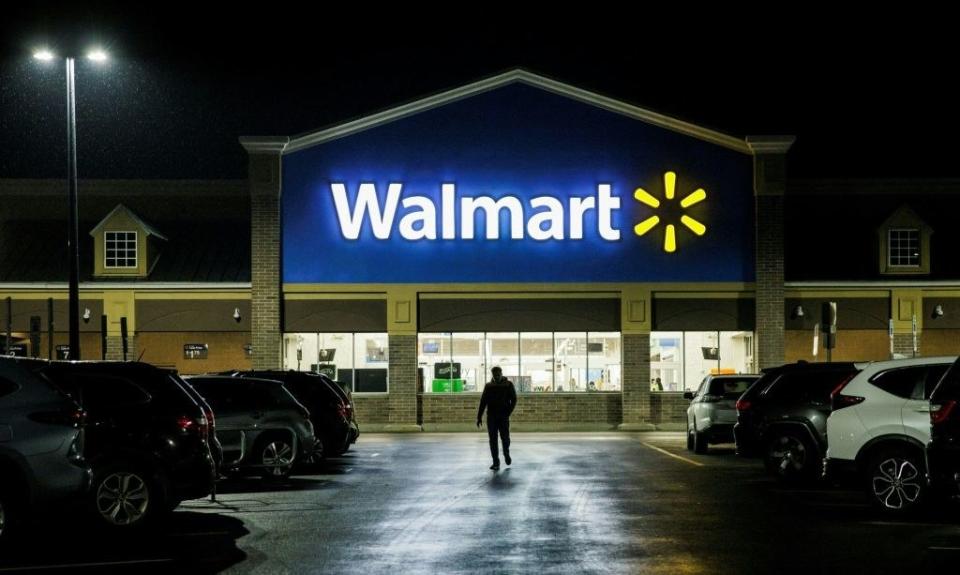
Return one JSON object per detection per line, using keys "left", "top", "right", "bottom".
{"left": 934, "top": 304, "right": 945, "bottom": 318}
{"left": 791, "top": 305, "right": 805, "bottom": 319}
{"left": 233, "top": 308, "right": 242, "bottom": 323}
{"left": 82, "top": 308, "right": 91, "bottom": 323}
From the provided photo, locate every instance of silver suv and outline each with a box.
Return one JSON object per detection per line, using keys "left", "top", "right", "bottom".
{"left": 0, "top": 357, "right": 90, "bottom": 545}
{"left": 685, "top": 374, "right": 760, "bottom": 453}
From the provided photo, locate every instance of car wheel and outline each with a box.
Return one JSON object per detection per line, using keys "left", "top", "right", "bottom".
{"left": 686, "top": 426, "right": 695, "bottom": 451}
{"left": 257, "top": 436, "right": 296, "bottom": 479}
{"left": 693, "top": 426, "right": 708, "bottom": 454}
{"left": 91, "top": 464, "right": 164, "bottom": 529}
{"left": 0, "top": 482, "right": 15, "bottom": 546}
{"left": 867, "top": 448, "right": 926, "bottom": 514}
{"left": 764, "top": 431, "right": 818, "bottom": 483}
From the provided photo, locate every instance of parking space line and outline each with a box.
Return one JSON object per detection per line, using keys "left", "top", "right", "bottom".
{"left": 641, "top": 442, "right": 705, "bottom": 467}
{"left": 371, "top": 453, "right": 380, "bottom": 457}
{"left": 0, "top": 559, "right": 173, "bottom": 572}
{"left": 928, "top": 547, "right": 960, "bottom": 551}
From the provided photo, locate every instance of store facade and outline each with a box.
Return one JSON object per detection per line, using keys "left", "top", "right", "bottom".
{"left": 240, "top": 70, "right": 792, "bottom": 430}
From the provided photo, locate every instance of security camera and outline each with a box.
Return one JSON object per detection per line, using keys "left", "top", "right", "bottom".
{"left": 934, "top": 304, "right": 945, "bottom": 318}
{"left": 233, "top": 308, "right": 242, "bottom": 323}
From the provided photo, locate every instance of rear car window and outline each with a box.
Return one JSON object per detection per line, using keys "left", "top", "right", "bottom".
{"left": 44, "top": 371, "right": 151, "bottom": 408}
{"left": 871, "top": 364, "right": 951, "bottom": 400}
{"left": 763, "top": 370, "right": 856, "bottom": 405}
{"left": 932, "top": 357, "right": 960, "bottom": 401}
{"left": 708, "top": 377, "right": 755, "bottom": 399}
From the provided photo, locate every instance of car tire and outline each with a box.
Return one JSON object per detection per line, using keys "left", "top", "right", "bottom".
{"left": 866, "top": 447, "right": 927, "bottom": 514}
{"left": 686, "top": 426, "right": 695, "bottom": 451}
{"left": 90, "top": 463, "right": 165, "bottom": 530}
{"left": 256, "top": 435, "right": 296, "bottom": 479}
{"left": 693, "top": 426, "right": 708, "bottom": 454}
{"left": 0, "top": 481, "right": 17, "bottom": 547}
{"left": 764, "top": 430, "right": 819, "bottom": 483}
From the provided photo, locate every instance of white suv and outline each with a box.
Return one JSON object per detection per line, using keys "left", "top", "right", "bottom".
{"left": 825, "top": 356, "right": 956, "bottom": 513}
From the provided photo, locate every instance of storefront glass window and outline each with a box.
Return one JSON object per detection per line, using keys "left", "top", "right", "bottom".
{"left": 282, "top": 332, "right": 387, "bottom": 393}
{"left": 418, "top": 332, "right": 622, "bottom": 393}
{"left": 651, "top": 331, "right": 755, "bottom": 392}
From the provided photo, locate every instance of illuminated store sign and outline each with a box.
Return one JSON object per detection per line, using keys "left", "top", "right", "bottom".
{"left": 281, "top": 83, "right": 754, "bottom": 283}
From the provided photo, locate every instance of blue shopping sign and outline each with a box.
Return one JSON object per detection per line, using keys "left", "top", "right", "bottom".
{"left": 282, "top": 82, "right": 754, "bottom": 283}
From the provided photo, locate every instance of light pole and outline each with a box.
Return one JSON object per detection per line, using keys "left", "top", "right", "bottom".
{"left": 34, "top": 47, "right": 108, "bottom": 360}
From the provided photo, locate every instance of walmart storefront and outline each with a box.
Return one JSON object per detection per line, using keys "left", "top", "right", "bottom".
{"left": 242, "top": 70, "right": 793, "bottom": 430}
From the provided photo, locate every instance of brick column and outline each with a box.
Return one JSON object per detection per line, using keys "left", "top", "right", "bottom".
{"left": 240, "top": 137, "right": 289, "bottom": 370}
{"left": 746, "top": 136, "right": 795, "bottom": 370}
{"left": 619, "top": 287, "right": 654, "bottom": 430}
{"left": 104, "top": 335, "right": 137, "bottom": 362}
{"left": 385, "top": 288, "right": 421, "bottom": 431}
{"left": 893, "top": 333, "right": 919, "bottom": 358}
{"left": 619, "top": 332, "right": 654, "bottom": 430}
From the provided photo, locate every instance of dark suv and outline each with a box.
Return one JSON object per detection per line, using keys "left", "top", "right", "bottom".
{"left": 734, "top": 361, "right": 861, "bottom": 482}
{"left": 40, "top": 361, "right": 217, "bottom": 529}
{"left": 185, "top": 376, "right": 317, "bottom": 478}
{"left": 0, "top": 358, "right": 90, "bottom": 545}
{"left": 227, "top": 371, "right": 359, "bottom": 457}
{"left": 929, "top": 355, "right": 960, "bottom": 498}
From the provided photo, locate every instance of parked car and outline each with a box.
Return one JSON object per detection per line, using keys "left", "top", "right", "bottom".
{"left": 929, "top": 356, "right": 960, "bottom": 499}
{"left": 39, "top": 361, "right": 217, "bottom": 529}
{"left": 225, "top": 370, "right": 359, "bottom": 457}
{"left": 685, "top": 374, "right": 760, "bottom": 453}
{"left": 825, "top": 356, "right": 955, "bottom": 513}
{"left": 184, "top": 376, "right": 317, "bottom": 478}
{"left": 0, "top": 357, "right": 90, "bottom": 545}
{"left": 734, "top": 361, "right": 861, "bottom": 482}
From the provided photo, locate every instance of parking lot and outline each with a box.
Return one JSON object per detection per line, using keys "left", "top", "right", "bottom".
{"left": 2, "top": 432, "right": 960, "bottom": 574}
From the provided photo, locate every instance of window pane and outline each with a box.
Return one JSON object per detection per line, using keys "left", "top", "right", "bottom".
{"left": 651, "top": 332, "right": 683, "bottom": 392}
{"left": 589, "top": 332, "right": 621, "bottom": 391}
{"left": 452, "top": 333, "right": 485, "bottom": 392}
{"left": 487, "top": 332, "right": 520, "bottom": 391}
{"left": 419, "top": 333, "right": 451, "bottom": 393}
{"left": 354, "top": 333, "right": 389, "bottom": 392}
{"left": 554, "top": 332, "right": 586, "bottom": 392}
{"left": 320, "top": 333, "right": 354, "bottom": 391}
{"left": 521, "top": 332, "right": 554, "bottom": 392}
{"left": 720, "top": 331, "right": 756, "bottom": 375}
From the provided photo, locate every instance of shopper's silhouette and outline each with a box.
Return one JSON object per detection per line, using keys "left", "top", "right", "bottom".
{"left": 477, "top": 366, "right": 517, "bottom": 470}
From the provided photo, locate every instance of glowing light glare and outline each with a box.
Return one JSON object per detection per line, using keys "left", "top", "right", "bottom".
{"left": 633, "top": 215, "right": 660, "bottom": 236}
{"left": 33, "top": 49, "right": 56, "bottom": 61}
{"left": 664, "top": 225, "right": 677, "bottom": 253}
{"left": 664, "top": 171, "right": 676, "bottom": 200}
{"left": 680, "top": 188, "right": 707, "bottom": 208}
{"left": 86, "top": 49, "right": 109, "bottom": 62}
{"left": 681, "top": 215, "right": 706, "bottom": 236}
{"left": 633, "top": 188, "right": 660, "bottom": 208}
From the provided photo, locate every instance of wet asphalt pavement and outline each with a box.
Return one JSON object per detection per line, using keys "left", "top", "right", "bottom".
{"left": 2, "top": 432, "right": 960, "bottom": 574}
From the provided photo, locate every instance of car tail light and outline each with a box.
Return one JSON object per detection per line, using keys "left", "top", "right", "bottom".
{"left": 830, "top": 373, "right": 863, "bottom": 411}
{"left": 931, "top": 400, "right": 958, "bottom": 426}
{"left": 177, "top": 414, "right": 209, "bottom": 438}
{"left": 736, "top": 399, "right": 752, "bottom": 412}
{"left": 203, "top": 406, "right": 215, "bottom": 430}
{"left": 337, "top": 404, "right": 350, "bottom": 420}
{"left": 70, "top": 408, "right": 87, "bottom": 427}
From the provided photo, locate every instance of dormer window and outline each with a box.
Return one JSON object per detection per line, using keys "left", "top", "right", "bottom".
{"left": 105, "top": 231, "right": 138, "bottom": 268}
{"left": 877, "top": 205, "right": 931, "bottom": 276}
{"left": 887, "top": 229, "right": 920, "bottom": 268}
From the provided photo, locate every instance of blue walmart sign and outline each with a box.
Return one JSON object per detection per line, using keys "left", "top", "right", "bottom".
{"left": 282, "top": 83, "right": 754, "bottom": 283}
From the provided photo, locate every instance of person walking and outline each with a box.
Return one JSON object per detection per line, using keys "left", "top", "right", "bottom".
{"left": 477, "top": 366, "right": 517, "bottom": 470}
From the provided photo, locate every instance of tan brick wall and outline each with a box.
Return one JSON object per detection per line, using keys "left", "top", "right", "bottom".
{"left": 650, "top": 393, "right": 690, "bottom": 424}
{"left": 756, "top": 194, "right": 785, "bottom": 368}
{"left": 419, "top": 392, "right": 622, "bottom": 426}
{"left": 31, "top": 333, "right": 102, "bottom": 360}
{"left": 137, "top": 331, "right": 253, "bottom": 374}
{"left": 920, "top": 330, "right": 960, "bottom": 356}
{"left": 387, "top": 335, "right": 418, "bottom": 425}
{"left": 786, "top": 329, "right": 890, "bottom": 363}
{"left": 621, "top": 333, "right": 652, "bottom": 424}
{"left": 353, "top": 395, "right": 389, "bottom": 424}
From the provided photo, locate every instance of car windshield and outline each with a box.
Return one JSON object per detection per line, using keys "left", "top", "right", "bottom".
{"left": 708, "top": 377, "right": 756, "bottom": 400}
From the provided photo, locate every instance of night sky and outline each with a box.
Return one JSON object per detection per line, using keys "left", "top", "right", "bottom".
{"left": 2, "top": 6, "right": 957, "bottom": 181}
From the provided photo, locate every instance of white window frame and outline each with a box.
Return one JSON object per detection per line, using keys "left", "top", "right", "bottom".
{"left": 887, "top": 228, "right": 920, "bottom": 268}
{"left": 104, "top": 230, "right": 138, "bottom": 269}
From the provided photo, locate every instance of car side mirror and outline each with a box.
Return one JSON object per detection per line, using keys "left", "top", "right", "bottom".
{"left": 683, "top": 391, "right": 694, "bottom": 400}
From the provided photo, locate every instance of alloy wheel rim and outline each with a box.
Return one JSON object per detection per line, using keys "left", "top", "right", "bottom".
{"left": 771, "top": 436, "right": 806, "bottom": 474}
{"left": 263, "top": 441, "right": 294, "bottom": 476}
{"left": 872, "top": 458, "right": 922, "bottom": 510}
{"left": 96, "top": 472, "right": 150, "bottom": 526}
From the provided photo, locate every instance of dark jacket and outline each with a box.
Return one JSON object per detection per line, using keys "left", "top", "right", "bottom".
{"left": 477, "top": 378, "right": 517, "bottom": 421}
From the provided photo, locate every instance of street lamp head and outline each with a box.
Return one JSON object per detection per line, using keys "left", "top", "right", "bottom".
{"left": 86, "top": 49, "right": 109, "bottom": 63}
{"left": 33, "top": 49, "right": 56, "bottom": 62}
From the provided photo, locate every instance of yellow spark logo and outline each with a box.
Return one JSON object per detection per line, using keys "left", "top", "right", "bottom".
{"left": 633, "top": 171, "right": 707, "bottom": 253}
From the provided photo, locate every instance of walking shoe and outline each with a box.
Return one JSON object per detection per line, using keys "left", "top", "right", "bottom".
{"left": 490, "top": 462, "right": 500, "bottom": 471}
{"left": 504, "top": 453, "right": 511, "bottom": 466}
